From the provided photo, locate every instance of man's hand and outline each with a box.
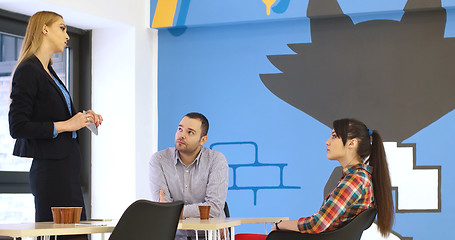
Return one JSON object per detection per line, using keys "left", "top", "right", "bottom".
{"left": 159, "top": 189, "right": 167, "bottom": 203}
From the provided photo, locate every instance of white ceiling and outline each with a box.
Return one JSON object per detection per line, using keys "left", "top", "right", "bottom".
{"left": 0, "top": 0, "right": 118, "bottom": 30}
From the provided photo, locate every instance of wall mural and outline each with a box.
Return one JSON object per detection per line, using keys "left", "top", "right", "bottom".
{"left": 151, "top": 0, "right": 294, "bottom": 36}
{"left": 210, "top": 141, "right": 300, "bottom": 205}
{"left": 152, "top": 0, "right": 455, "bottom": 239}
{"left": 261, "top": 0, "right": 455, "bottom": 143}
{"left": 151, "top": 0, "right": 292, "bottom": 28}
{"left": 262, "top": 0, "right": 449, "bottom": 212}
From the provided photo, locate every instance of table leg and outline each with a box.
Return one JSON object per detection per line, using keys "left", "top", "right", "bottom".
{"left": 195, "top": 230, "right": 199, "bottom": 240}
{"left": 231, "top": 226, "right": 235, "bottom": 240}
{"left": 208, "top": 230, "right": 213, "bottom": 240}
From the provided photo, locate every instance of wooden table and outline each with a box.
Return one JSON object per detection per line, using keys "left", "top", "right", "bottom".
{"left": 177, "top": 217, "right": 289, "bottom": 239}
{"left": 0, "top": 219, "right": 239, "bottom": 240}
{"left": 0, "top": 217, "right": 288, "bottom": 240}
{"left": 231, "top": 217, "right": 289, "bottom": 234}
{"left": 178, "top": 218, "right": 241, "bottom": 240}
{"left": 0, "top": 221, "right": 115, "bottom": 240}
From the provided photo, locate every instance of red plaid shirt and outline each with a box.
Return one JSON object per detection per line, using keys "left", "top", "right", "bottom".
{"left": 297, "top": 163, "right": 374, "bottom": 233}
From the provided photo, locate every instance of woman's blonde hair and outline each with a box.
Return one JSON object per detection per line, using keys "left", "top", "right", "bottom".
{"left": 14, "top": 11, "right": 62, "bottom": 71}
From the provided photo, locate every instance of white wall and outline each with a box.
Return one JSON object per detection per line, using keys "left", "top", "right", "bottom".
{"left": 0, "top": 0, "right": 158, "bottom": 219}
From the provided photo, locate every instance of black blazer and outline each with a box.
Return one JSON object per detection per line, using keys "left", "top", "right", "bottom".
{"left": 9, "top": 56, "right": 77, "bottom": 159}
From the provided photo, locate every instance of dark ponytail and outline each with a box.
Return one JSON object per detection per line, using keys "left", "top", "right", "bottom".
{"left": 333, "top": 119, "right": 394, "bottom": 236}
{"left": 369, "top": 130, "right": 394, "bottom": 237}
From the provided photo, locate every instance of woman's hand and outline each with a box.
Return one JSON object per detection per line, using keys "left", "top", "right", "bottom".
{"left": 54, "top": 110, "right": 103, "bottom": 133}
{"left": 84, "top": 109, "right": 103, "bottom": 127}
{"left": 271, "top": 223, "right": 278, "bottom": 231}
{"left": 271, "top": 219, "right": 300, "bottom": 232}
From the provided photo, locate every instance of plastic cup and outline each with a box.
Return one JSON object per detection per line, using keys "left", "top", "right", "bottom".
{"left": 198, "top": 205, "right": 210, "bottom": 220}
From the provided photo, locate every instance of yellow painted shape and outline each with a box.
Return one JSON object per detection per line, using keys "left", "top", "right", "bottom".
{"left": 152, "top": 0, "right": 179, "bottom": 28}
{"left": 262, "top": 0, "right": 277, "bottom": 15}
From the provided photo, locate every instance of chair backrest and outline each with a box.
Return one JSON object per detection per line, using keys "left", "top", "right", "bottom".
{"left": 323, "top": 166, "right": 343, "bottom": 199}
{"left": 224, "top": 201, "right": 230, "bottom": 218}
{"left": 108, "top": 199, "right": 183, "bottom": 240}
{"left": 266, "top": 207, "right": 377, "bottom": 240}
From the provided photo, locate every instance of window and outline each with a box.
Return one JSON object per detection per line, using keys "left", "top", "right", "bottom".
{"left": 0, "top": 33, "right": 67, "bottom": 171}
{"left": 0, "top": 9, "right": 92, "bottom": 223}
{"left": 0, "top": 34, "right": 24, "bottom": 169}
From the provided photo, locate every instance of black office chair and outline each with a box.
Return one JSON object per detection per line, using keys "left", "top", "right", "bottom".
{"left": 108, "top": 199, "right": 183, "bottom": 240}
{"left": 323, "top": 166, "right": 343, "bottom": 199}
{"left": 265, "top": 207, "right": 377, "bottom": 240}
{"left": 224, "top": 201, "right": 230, "bottom": 218}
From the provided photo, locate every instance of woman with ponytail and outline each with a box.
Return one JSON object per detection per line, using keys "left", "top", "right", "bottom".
{"left": 270, "top": 118, "right": 394, "bottom": 237}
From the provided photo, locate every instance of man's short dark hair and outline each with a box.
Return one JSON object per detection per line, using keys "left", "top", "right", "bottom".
{"left": 184, "top": 112, "right": 209, "bottom": 137}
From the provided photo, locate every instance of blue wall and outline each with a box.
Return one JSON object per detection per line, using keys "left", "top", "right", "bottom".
{"left": 153, "top": 0, "right": 455, "bottom": 239}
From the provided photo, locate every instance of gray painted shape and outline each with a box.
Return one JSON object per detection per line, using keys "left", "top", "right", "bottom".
{"left": 260, "top": 0, "right": 455, "bottom": 142}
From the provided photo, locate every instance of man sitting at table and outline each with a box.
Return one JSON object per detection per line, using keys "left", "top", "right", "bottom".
{"left": 149, "top": 112, "right": 229, "bottom": 240}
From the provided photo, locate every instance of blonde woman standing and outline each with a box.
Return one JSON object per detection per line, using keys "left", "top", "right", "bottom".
{"left": 9, "top": 11, "right": 102, "bottom": 239}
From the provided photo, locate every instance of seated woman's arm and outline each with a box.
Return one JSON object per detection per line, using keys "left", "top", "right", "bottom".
{"left": 274, "top": 172, "right": 366, "bottom": 233}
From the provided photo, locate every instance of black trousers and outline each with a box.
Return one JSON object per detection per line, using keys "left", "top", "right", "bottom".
{"left": 30, "top": 140, "right": 87, "bottom": 240}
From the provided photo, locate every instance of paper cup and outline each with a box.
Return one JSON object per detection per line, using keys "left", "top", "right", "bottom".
{"left": 73, "top": 207, "right": 83, "bottom": 223}
{"left": 198, "top": 205, "right": 210, "bottom": 220}
{"left": 60, "top": 208, "right": 75, "bottom": 224}
{"left": 52, "top": 207, "right": 83, "bottom": 224}
{"left": 51, "top": 207, "right": 62, "bottom": 223}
